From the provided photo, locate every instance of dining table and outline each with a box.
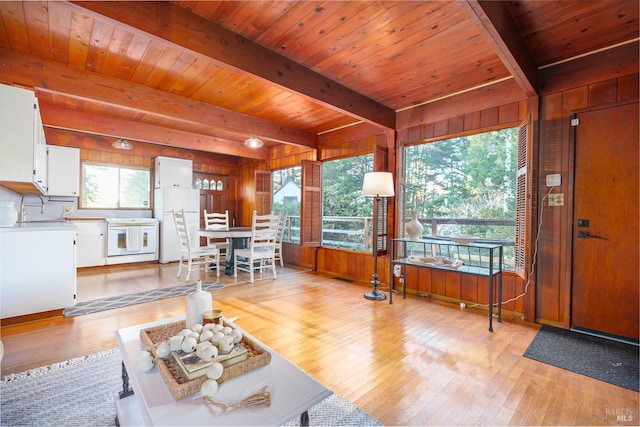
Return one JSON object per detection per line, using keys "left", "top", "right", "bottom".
{"left": 198, "top": 226, "right": 251, "bottom": 275}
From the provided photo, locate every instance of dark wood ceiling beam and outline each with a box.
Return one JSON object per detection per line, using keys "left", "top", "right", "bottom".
{"left": 0, "top": 48, "right": 315, "bottom": 149}
{"left": 71, "top": 1, "right": 396, "bottom": 130}
{"left": 460, "top": 0, "right": 538, "bottom": 96}
{"left": 40, "top": 102, "right": 268, "bottom": 160}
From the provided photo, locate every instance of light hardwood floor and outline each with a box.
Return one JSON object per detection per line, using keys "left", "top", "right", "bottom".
{"left": 1, "top": 262, "right": 638, "bottom": 425}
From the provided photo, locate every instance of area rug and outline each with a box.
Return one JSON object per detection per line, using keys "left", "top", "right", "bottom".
{"left": 63, "top": 280, "right": 225, "bottom": 317}
{"left": 524, "top": 324, "right": 639, "bottom": 392}
{"left": 1, "top": 348, "right": 381, "bottom": 427}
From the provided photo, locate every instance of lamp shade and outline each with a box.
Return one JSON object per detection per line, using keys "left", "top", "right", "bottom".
{"left": 362, "top": 172, "right": 394, "bottom": 197}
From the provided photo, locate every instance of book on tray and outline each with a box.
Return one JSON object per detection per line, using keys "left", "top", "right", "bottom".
{"left": 172, "top": 343, "right": 249, "bottom": 380}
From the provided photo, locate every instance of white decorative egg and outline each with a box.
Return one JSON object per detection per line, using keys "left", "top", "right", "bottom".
{"left": 200, "top": 345, "right": 218, "bottom": 362}
{"left": 206, "top": 362, "right": 224, "bottom": 380}
{"left": 169, "top": 335, "right": 184, "bottom": 351}
{"left": 135, "top": 350, "right": 152, "bottom": 364}
{"left": 210, "top": 331, "right": 225, "bottom": 346}
{"left": 218, "top": 335, "right": 233, "bottom": 352}
{"left": 222, "top": 326, "right": 233, "bottom": 335}
{"left": 199, "top": 330, "right": 214, "bottom": 342}
{"left": 200, "top": 379, "right": 219, "bottom": 397}
{"left": 229, "top": 329, "right": 243, "bottom": 344}
{"left": 190, "top": 323, "right": 203, "bottom": 333}
{"left": 136, "top": 355, "right": 155, "bottom": 372}
{"left": 181, "top": 336, "right": 198, "bottom": 353}
{"left": 156, "top": 342, "right": 171, "bottom": 358}
{"left": 196, "top": 341, "right": 213, "bottom": 358}
{"left": 179, "top": 328, "right": 193, "bottom": 336}
{"left": 212, "top": 324, "right": 224, "bottom": 332}
{"left": 203, "top": 323, "right": 215, "bottom": 332}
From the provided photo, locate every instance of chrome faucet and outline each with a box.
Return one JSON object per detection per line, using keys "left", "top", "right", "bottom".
{"left": 19, "top": 192, "right": 45, "bottom": 222}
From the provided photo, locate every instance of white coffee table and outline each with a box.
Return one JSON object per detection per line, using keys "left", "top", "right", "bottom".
{"left": 114, "top": 316, "right": 332, "bottom": 426}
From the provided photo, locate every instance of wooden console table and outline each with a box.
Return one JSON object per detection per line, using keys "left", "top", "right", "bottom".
{"left": 389, "top": 237, "right": 503, "bottom": 332}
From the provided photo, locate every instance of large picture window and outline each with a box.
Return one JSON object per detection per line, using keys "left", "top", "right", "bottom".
{"left": 81, "top": 162, "right": 151, "bottom": 209}
{"left": 321, "top": 153, "right": 373, "bottom": 250}
{"left": 404, "top": 127, "right": 518, "bottom": 269}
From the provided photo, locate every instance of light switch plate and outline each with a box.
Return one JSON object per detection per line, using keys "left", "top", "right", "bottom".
{"left": 546, "top": 174, "right": 561, "bottom": 187}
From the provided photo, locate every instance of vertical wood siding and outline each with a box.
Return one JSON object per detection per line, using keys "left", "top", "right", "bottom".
{"left": 535, "top": 72, "right": 639, "bottom": 327}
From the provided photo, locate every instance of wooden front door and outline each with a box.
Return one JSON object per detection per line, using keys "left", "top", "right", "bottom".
{"left": 194, "top": 173, "right": 229, "bottom": 244}
{"left": 571, "top": 101, "right": 639, "bottom": 340}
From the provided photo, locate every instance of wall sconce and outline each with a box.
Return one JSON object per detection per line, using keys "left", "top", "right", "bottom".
{"left": 112, "top": 138, "right": 133, "bottom": 150}
{"left": 244, "top": 136, "right": 264, "bottom": 149}
{"left": 362, "top": 171, "right": 395, "bottom": 301}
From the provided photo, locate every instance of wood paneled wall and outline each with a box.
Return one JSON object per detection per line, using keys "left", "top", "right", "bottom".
{"left": 396, "top": 78, "right": 528, "bottom": 132}
{"left": 44, "top": 128, "right": 240, "bottom": 213}
{"left": 398, "top": 98, "right": 527, "bottom": 145}
{"left": 233, "top": 144, "right": 316, "bottom": 226}
{"left": 535, "top": 70, "right": 639, "bottom": 327}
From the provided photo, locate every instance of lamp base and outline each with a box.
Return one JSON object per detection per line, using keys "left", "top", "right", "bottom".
{"left": 364, "top": 289, "right": 387, "bottom": 301}
{"left": 364, "top": 273, "right": 386, "bottom": 301}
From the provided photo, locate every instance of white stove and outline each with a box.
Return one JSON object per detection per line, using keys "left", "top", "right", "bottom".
{"left": 105, "top": 218, "right": 158, "bottom": 263}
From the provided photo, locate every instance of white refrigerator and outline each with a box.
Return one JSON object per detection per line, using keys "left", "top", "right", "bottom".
{"left": 154, "top": 187, "right": 200, "bottom": 263}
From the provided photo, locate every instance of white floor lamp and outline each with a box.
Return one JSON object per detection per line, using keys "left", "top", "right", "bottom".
{"left": 362, "top": 172, "right": 395, "bottom": 301}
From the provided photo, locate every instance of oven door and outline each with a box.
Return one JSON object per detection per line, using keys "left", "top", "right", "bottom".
{"left": 107, "top": 225, "right": 157, "bottom": 256}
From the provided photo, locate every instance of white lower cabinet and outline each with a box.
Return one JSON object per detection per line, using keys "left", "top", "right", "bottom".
{"left": 0, "top": 227, "right": 76, "bottom": 318}
{"left": 72, "top": 220, "right": 106, "bottom": 267}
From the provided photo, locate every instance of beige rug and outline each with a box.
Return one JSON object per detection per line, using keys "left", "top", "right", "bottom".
{"left": 1, "top": 348, "right": 381, "bottom": 426}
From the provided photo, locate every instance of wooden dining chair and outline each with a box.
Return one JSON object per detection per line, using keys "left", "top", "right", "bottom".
{"left": 234, "top": 210, "right": 279, "bottom": 283}
{"left": 203, "top": 210, "right": 230, "bottom": 260}
{"left": 173, "top": 209, "right": 220, "bottom": 282}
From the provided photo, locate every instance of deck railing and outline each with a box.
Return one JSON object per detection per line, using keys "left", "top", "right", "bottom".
{"left": 282, "top": 215, "right": 516, "bottom": 270}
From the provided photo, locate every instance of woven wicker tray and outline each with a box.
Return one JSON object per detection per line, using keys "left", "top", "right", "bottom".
{"left": 140, "top": 320, "right": 272, "bottom": 400}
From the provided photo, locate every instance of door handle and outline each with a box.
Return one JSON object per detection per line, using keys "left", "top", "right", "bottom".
{"left": 577, "top": 231, "right": 607, "bottom": 240}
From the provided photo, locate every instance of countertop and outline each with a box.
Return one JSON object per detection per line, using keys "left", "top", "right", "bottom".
{"left": 66, "top": 217, "right": 107, "bottom": 221}
{"left": 0, "top": 221, "right": 77, "bottom": 232}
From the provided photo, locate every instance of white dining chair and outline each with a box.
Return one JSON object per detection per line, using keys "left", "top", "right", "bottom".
{"left": 234, "top": 210, "right": 279, "bottom": 283}
{"left": 204, "top": 210, "right": 230, "bottom": 260}
{"left": 273, "top": 212, "right": 287, "bottom": 268}
{"left": 173, "top": 209, "right": 220, "bottom": 282}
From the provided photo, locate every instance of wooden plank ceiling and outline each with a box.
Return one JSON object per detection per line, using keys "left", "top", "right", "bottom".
{"left": 0, "top": 1, "right": 637, "bottom": 160}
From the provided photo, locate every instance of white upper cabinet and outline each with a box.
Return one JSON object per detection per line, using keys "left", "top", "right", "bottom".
{"left": 154, "top": 156, "right": 193, "bottom": 188}
{"left": 48, "top": 145, "right": 80, "bottom": 197}
{"left": 0, "top": 83, "right": 48, "bottom": 194}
